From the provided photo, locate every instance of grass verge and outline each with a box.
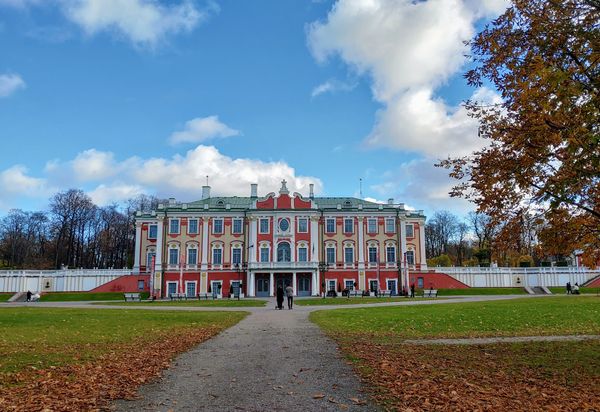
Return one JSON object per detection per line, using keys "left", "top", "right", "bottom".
{"left": 97, "top": 299, "right": 268, "bottom": 307}
{"left": 40, "top": 292, "right": 150, "bottom": 301}
{"left": 295, "top": 297, "right": 431, "bottom": 306}
{"left": 433, "top": 287, "right": 527, "bottom": 295}
{"left": 548, "top": 286, "right": 600, "bottom": 295}
{"left": 0, "top": 294, "right": 12, "bottom": 302}
{"left": 0, "top": 307, "right": 246, "bottom": 411}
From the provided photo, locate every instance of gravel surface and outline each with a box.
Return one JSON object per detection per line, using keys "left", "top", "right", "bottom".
{"left": 113, "top": 306, "right": 376, "bottom": 412}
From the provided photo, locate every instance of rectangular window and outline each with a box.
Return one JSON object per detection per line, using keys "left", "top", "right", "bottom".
{"left": 169, "top": 248, "right": 179, "bottom": 265}
{"left": 406, "top": 250, "right": 415, "bottom": 265}
{"left": 328, "top": 280, "right": 336, "bottom": 291}
{"left": 385, "top": 218, "right": 395, "bottom": 233}
{"left": 148, "top": 224, "right": 157, "bottom": 239}
{"left": 326, "top": 247, "right": 336, "bottom": 264}
{"left": 344, "top": 218, "right": 353, "bottom": 234}
{"left": 386, "top": 246, "right": 396, "bottom": 263}
{"left": 186, "top": 282, "right": 196, "bottom": 297}
{"left": 188, "top": 249, "right": 197, "bottom": 265}
{"left": 232, "top": 248, "right": 241, "bottom": 265}
{"left": 325, "top": 218, "right": 336, "bottom": 233}
{"left": 213, "top": 219, "right": 224, "bottom": 234}
{"left": 169, "top": 219, "right": 179, "bottom": 234}
{"left": 368, "top": 247, "right": 378, "bottom": 263}
{"left": 187, "top": 219, "right": 198, "bottom": 234}
{"left": 298, "top": 218, "right": 308, "bottom": 233}
{"left": 369, "top": 280, "right": 379, "bottom": 292}
{"left": 146, "top": 252, "right": 155, "bottom": 269}
{"left": 232, "top": 219, "right": 243, "bottom": 234}
{"left": 417, "top": 277, "right": 424, "bottom": 289}
{"left": 344, "top": 247, "right": 353, "bottom": 264}
{"left": 260, "top": 247, "right": 269, "bottom": 262}
{"left": 259, "top": 218, "right": 269, "bottom": 234}
{"left": 406, "top": 224, "right": 414, "bottom": 238}
{"left": 345, "top": 280, "right": 354, "bottom": 290}
{"left": 137, "top": 280, "right": 145, "bottom": 291}
{"left": 167, "top": 282, "right": 177, "bottom": 295}
{"left": 367, "top": 218, "right": 377, "bottom": 234}
{"left": 298, "top": 247, "right": 307, "bottom": 262}
{"left": 213, "top": 248, "right": 222, "bottom": 265}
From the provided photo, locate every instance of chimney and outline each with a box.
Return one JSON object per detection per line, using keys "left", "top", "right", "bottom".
{"left": 309, "top": 183, "right": 314, "bottom": 199}
{"left": 388, "top": 198, "right": 394, "bottom": 205}
{"left": 250, "top": 183, "right": 258, "bottom": 198}
{"left": 201, "top": 185, "right": 211, "bottom": 200}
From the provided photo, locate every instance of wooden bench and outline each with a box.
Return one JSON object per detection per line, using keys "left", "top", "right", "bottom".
{"left": 377, "top": 290, "right": 392, "bottom": 298}
{"left": 422, "top": 289, "right": 438, "bottom": 298}
{"left": 123, "top": 293, "right": 141, "bottom": 302}
{"left": 348, "top": 290, "right": 362, "bottom": 297}
{"left": 169, "top": 292, "right": 187, "bottom": 301}
{"left": 197, "top": 293, "right": 210, "bottom": 300}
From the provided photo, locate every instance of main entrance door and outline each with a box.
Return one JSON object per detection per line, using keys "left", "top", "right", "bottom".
{"left": 256, "top": 275, "right": 270, "bottom": 297}
{"left": 275, "top": 274, "right": 292, "bottom": 291}
{"left": 298, "top": 274, "right": 311, "bottom": 296}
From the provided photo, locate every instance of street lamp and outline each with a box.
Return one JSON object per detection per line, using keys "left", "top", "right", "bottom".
{"left": 318, "top": 261, "right": 329, "bottom": 298}
{"left": 234, "top": 262, "right": 248, "bottom": 300}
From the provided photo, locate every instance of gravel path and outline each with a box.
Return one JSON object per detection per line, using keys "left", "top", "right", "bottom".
{"left": 113, "top": 307, "right": 375, "bottom": 412}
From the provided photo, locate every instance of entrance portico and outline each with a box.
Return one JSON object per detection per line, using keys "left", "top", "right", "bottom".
{"left": 247, "top": 264, "right": 319, "bottom": 297}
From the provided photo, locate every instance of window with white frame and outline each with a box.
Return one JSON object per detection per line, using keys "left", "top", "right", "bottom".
{"left": 406, "top": 224, "right": 414, "bottom": 238}
{"left": 328, "top": 279, "right": 336, "bottom": 291}
{"left": 212, "top": 245, "right": 222, "bottom": 265}
{"left": 344, "top": 246, "right": 354, "bottom": 264}
{"left": 232, "top": 218, "right": 243, "bottom": 234}
{"left": 260, "top": 246, "right": 269, "bottom": 262}
{"left": 169, "top": 219, "right": 180, "bottom": 234}
{"left": 326, "top": 246, "right": 336, "bottom": 264}
{"left": 385, "top": 218, "right": 395, "bottom": 233}
{"left": 406, "top": 250, "right": 415, "bottom": 265}
{"left": 259, "top": 218, "right": 269, "bottom": 234}
{"left": 213, "top": 218, "right": 224, "bottom": 234}
{"left": 298, "top": 218, "right": 308, "bottom": 233}
{"left": 368, "top": 246, "right": 378, "bottom": 263}
{"left": 168, "top": 247, "right": 179, "bottom": 265}
{"left": 188, "top": 219, "right": 198, "bottom": 234}
{"left": 345, "top": 280, "right": 354, "bottom": 290}
{"left": 297, "top": 246, "right": 308, "bottom": 262}
{"left": 386, "top": 245, "right": 396, "bottom": 263}
{"left": 277, "top": 242, "right": 291, "bottom": 262}
{"left": 232, "top": 247, "right": 242, "bottom": 265}
{"left": 367, "top": 218, "right": 377, "bottom": 234}
{"left": 146, "top": 249, "right": 156, "bottom": 269}
{"left": 344, "top": 218, "right": 353, "bottom": 234}
{"left": 325, "top": 218, "right": 336, "bottom": 233}
{"left": 148, "top": 224, "right": 157, "bottom": 239}
{"left": 187, "top": 247, "right": 197, "bottom": 265}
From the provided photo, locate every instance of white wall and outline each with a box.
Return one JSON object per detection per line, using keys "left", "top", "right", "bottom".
{"left": 0, "top": 269, "right": 131, "bottom": 293}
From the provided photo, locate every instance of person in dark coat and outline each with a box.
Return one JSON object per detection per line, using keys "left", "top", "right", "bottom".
{"left": 566, "top": 282, "right": 572, "bottom": 294}
{"left": 410, "top": 284, "right": 415, "bottom": 298}
{"left": 26, "top": 290, "right": 32, "bottom": 302}
{"left": 276, "top": 285, "right": 284, "bottom": 310}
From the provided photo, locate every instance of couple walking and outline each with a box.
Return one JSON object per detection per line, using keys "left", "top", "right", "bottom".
{"left": 276, "top": 283, "right": 294, "bottom": 310}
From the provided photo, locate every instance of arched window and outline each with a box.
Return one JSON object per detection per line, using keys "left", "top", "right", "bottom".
{"left": 277, "top": 242, "right": 291, "bottom": 262}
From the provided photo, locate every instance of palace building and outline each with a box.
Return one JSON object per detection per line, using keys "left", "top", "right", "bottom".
{"left": 132, "top": 181, "right": 427, "bottom": 298}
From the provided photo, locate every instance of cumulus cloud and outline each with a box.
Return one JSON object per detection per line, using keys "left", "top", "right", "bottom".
{"left": 0, "top": 73, "right": 26, "bottom": 97}
{"left": 169, "top": 116, "right": 241, "bottom": 145}
{"left": 307, "top": 0, "right": 505, "bottom": 158}
{"left": 0, "top": 145, "right": 323, "bottom": 210}
{"left": 311, "top": 78, "right": 357, "bottom": 98}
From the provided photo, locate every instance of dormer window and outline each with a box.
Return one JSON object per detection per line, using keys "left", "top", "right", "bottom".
{"left": 344, "top": 200, "right": 352, "bottom": 208}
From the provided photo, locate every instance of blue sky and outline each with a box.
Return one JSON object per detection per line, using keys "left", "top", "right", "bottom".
{"left": 0, "top": 0, "right": 507, "bottom": 216}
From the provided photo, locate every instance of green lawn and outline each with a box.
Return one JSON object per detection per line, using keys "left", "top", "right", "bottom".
{"left": 0, "top": 307, "right": 246, "bottom": 374}
{"left": 295, "top": 297, "right": 431, "bottom": 306}
{"left": 98, "top": 299, "right": 267, "bottom": 307}
{"left": 0, "top": 294, "right": 12, "bottom": 302}
{"left": 548, "top": 287, "right": 600, "bottom": 295}
{"left": 40, "top": 291, "right": 150, "bottom": 301}
{"left": 310, "top": 296, "right": 600, "bottom": 340}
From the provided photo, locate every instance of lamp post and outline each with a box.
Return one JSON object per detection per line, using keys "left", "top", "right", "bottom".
{"left": 234, "top": 262, "right": 247, "bottom": 300}
{"left": 318, "top": 261, "right": 329, "bottom": 298}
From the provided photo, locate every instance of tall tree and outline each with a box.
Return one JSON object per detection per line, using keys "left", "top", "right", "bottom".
{"left": 439, "top": 0, "right": 600, "bottom": 261}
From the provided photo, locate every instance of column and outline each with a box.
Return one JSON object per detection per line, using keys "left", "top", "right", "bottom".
{"left": 310, "top": 216, "right": 319, "bottom": 262}
{"left": 357, "top": 217, "right": 365, "bottom": 269}
{"left": 201, "top": 217, "right": 209, "bottom": 270}
{"left": 292, "top": 272, "right": 297, "bottom": 295}
{"left": 133, "top": 224, "right": 142, "bottom": 274}
{"left": 419, "top": 223, "right": 427, "bottom": 270}
{"left": 269, "top": 272, "right": 274, "bottom": 296}
{"left": 400, "top": 219, "right": 409, "bottom": 291}
{"left": 249, "top": 272, "right": 255, "bottom": 297}
{"left": 312, "top": 271, "right": 318, "bottom": 296}
{"left": 249, "top": 218, "right": 257, "bottom": 263}
{"left": 155, "top": 217, "right": 164, "bottom": 273}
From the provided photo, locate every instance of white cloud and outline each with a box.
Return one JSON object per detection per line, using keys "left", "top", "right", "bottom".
{"left": 311, "top": 78, "right": 356, "bottom": 98}
{"left": 0, "top": 73, "right": 26, "bottom": 97}
{"left": 307, "top": 0, "right": 504, "bottom": 158}
{"left": 169, "top": 116, "right": 241, "bottom": 145}
{"left": 62, "top": 0, "right": 211, "bottom": 46}
{"left": 0, "top": 145, "right": 323, "bottom": 211}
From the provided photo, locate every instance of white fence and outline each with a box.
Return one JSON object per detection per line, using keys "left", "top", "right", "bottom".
{"left": 433, "top": 266, "right": 600, "bottom": 288}
{"left": 0, "top": 269, "right": 132, "bottom": 293}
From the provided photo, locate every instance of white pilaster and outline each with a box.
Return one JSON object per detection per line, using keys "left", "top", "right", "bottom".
{"left": 357, "top": 217, "right": 365, "bottom": 269}
{"left": 133, "top": 224, "right": 142, "bottom": 274}
{"left": 269, "top": 272, "right": 274, "bottom": 296}
{"left": 400, "top": 219, "right": 407, "bottom": 260}
{"left": 249, "top": 218, "right": 257, "bottom": 263}
{"left": 155, "top": 217, "right": 164, "bottom": 273}
{"left": 312, "top": 271, "right": 318, "bottom": 296}
{"left": 292, "top": 272, "right": 297, "bottom": 295}
{"left": 419, "top": 222, "right": 427, "bottom": 269}
{"left": 249, "top": 272, "right": 255, "bottom": 296}
{"left": 310, "top": 217, "right": 319, "bottom": 262}
{"left": 201, "top": 217, "right": 209, "bottom": 270}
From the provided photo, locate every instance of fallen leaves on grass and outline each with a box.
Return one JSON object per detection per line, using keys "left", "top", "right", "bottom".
{"left": 0, "top": 326, "right": 221, "bottom": 411}
{"left": 340, "top": 339, "right": 600, "bottom": 411}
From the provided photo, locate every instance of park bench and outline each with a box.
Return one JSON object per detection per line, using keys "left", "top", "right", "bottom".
{"left": 326, "top": 290, "right": 338, "bottom": 297}
{"left": 197, "top": 293, "right": 210, "bottom": 300}
{"left": 422, "top": 289, "right": 438, "bottom": 298}
{"left": 169, "top": 292, "right": 187, "bottom": 301}
{"left": 123, "top": 293, "right": 141, "bottom": 302}
{"left": 348, "top": 289, "right": 362, "bottom": 297}
{"left": 378, "top": 290, "right": 392, "bottom": 298}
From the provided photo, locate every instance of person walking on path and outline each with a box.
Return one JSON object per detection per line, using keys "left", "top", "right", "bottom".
{"left": 26, "top": 290, "right": 32, "bottom": 302}
{"left": 566, "top": 282, "right": 572, "bottom": 294}
{"left": 285, "top": 283, "right": 294, "bottom": 309}
{"left": 410, "top": 284, "right": 415, "bottom": 298}
{"left": 276, "top": 285, "right": 284, "bottom": 310}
